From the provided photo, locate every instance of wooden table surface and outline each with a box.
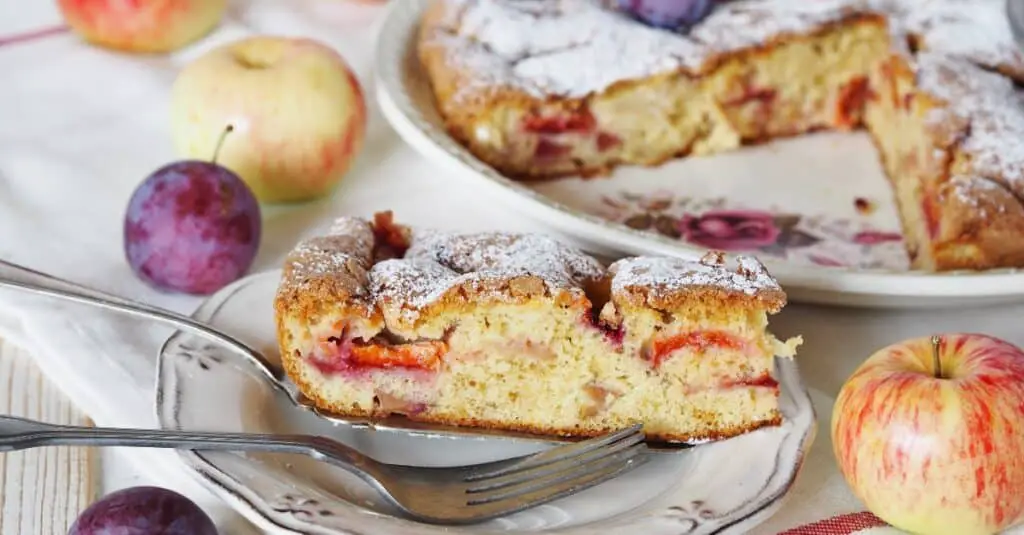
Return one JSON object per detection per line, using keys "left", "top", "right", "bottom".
{"left": 0, "top": 338, "right": 95, "bottom": 534}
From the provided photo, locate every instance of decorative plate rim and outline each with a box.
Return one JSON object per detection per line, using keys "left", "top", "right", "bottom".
{"left": 372, "top": 0, "right": 1024, "bottom": 304}
{"left": 154, "top": 269, "right": 818, "bottom": 535}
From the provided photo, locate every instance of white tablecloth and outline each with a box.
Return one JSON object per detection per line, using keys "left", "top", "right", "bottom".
{"left": 3, "top": 2, "right": 1024, "bottom": 534}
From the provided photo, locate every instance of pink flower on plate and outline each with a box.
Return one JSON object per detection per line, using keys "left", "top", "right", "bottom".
{"left": 809, "top": 254, "right": 846, "bottom": 267}
{"left": 678, "top": 209, "right": 781, "bottom": 251}
{"left": 853, "top": 230, "right": 903, "bottom": 245}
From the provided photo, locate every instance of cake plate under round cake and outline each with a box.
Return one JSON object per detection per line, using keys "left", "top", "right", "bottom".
{"left": 375, "top": 0, "right": 1024, "bottom": 309}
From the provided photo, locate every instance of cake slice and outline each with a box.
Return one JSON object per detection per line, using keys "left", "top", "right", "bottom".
{"left": 274, "top": 212, "right": 802, "bottom": 443}
{"left": 865, "top": 50, "right": 1024, "bottom": 269}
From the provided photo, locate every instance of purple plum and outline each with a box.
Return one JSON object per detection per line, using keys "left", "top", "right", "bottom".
{"left": 615, "top": 0, "right": 716, "bottom": 30}
{"left": 124, "top": 160, "right": 261, "bottom": 295}
{"left": 69, "top": 486, "right": 219, "bottom": 535}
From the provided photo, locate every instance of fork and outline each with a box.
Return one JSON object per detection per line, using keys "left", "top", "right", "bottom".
{"left": 0, "top": 415, "right": 648, "bottom": 524}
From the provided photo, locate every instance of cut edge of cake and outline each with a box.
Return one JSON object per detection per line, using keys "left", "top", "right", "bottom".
{"left": 274, "top": 212, "right": 802, "bottom": 444}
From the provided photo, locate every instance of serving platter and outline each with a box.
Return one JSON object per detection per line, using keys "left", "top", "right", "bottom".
{"left": 374, "top": 0, "right": 1024, "bottom": 309}
{"left": 155, "top": 270, "right": 816, "bottom": 535}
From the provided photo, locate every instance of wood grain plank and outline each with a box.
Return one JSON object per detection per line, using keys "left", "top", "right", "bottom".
{"left": 0, "top": 338, "right": 95, "bottom": 535}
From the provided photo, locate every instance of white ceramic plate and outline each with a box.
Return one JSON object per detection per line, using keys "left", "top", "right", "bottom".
{"left": 156, "top": 270, "right": 816, "bottom": 535}
{"left": 373, "top": 0, "right": 1024, "bottom": 309}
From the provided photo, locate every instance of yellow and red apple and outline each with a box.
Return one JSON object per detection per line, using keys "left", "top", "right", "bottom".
{"left": 832, "top": 333, "right": 1024, "bottom": 535}
{"left": 57, "top": 0, "right": 226, "bottom": 53}
{"left": 170, "top": 36, "right": 367, "bottom": 204}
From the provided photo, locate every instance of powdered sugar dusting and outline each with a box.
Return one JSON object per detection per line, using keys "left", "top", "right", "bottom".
{"left": 943, "top": 175, "right": 1013, "bottom": 218}
{"left": 431, "top": 0, "right": 870, "bottom": 99}
{"left": 370, "top": 258, "right": 462, "bottom": 310}
{"left": 279, "top": 217, "right": 375, "bottom": 296}
{"left": 901, "top": 0, "right": 1024, "bottom": 79}
{"left": 282, "top": 216, "right": 785, "bottom": 321}
{"left": 915, "top": 52, "right": 1024, "bottom": 198}
{"left": 427, "top": 0, "right": 1024, "bottom": 100}
{"left": 609, "top": 254, "right": 781, "bottom": 297}
{"left": 379, "top": 228, "right": 607, "bottom": 322}
{"left": 405, "top": 228, "right": 606, "bottom": 287}
{"left": 327, "top": 217, "right": 375, "bottom": 251}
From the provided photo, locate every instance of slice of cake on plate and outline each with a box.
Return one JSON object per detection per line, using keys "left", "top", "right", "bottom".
{"left": 274, "top": 212, "right": 801, "bottom": 443}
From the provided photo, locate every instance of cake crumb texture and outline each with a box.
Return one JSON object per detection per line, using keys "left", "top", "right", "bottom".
{"left": 275, "top": 213, "right": 800, "bottom": 443}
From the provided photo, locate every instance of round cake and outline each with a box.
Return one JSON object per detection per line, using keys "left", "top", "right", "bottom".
{"left": 416, "top": 0, "right": 1024, "bottom": 272}
{"left": 274, "top": 212, "right": 802, "bottom": 443}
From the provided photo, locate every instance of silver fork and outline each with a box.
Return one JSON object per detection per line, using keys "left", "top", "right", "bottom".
{"left": 0, "top": 415, "right": 648, "bottom": 524}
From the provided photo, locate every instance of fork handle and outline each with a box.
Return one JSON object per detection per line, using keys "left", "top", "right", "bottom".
{"left": 0, "top": 259, "right": 287, "bottom": 386}
{"left": 0, "top": 415, "right": 361, "bottom": 462}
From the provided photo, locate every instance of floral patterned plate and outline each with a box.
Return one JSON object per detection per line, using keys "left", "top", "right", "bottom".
{"left": 156, "top": 270, "right": 816, "bottom": 535}
{"left": 374, "top": 0, "right": 1024, "bottom": 308}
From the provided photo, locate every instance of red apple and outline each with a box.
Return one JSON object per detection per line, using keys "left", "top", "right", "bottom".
{"left": 57, "top": 0, "right": 227, "bottom": 53}
{"left": 170, "top": 36, "right": 367, "bottom": 203}
{"left": 832, "top": 333, "right": 1024, "bottom": 535}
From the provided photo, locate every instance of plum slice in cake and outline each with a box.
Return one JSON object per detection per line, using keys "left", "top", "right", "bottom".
{"left": 274, "top": 212, "right": 802, "bottom": 443}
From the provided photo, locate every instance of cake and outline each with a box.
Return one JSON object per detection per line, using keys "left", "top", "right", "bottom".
{"left": 416, "top": 0, "right": 1024, "bottom": 271}
{"left": 274, "top": 212, "right": 802, "bottom": 443}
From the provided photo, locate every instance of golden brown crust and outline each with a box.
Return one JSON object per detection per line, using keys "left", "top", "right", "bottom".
{"left": 390, "top": 409, "right": 782, "bottom": 445}
{"left": 930, "top": 176, "right": 1024, "bottom": 269}
{"left": 869, "top": 51, "right": 1024, "bottom": 270}
{"left": 273, "top": 218, "right": 385, "bottom": 364}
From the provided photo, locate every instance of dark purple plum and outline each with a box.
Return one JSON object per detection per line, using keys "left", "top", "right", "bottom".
{"left": 69, "top": 486, "right": 218, "bottom": 535}
{"left": 124, "top": 160, "right": 261, "bottom": 295}
{"left": 615, "top": 0, "right": 716, "bottom": 30}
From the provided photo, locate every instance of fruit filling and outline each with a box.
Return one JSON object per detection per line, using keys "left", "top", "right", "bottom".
{"left": 373, "top": 391, "right": 428, "bottom": 416}
{"left": 720, "top": 374, "right": 779, "bottom": 390}
{"left": 580, "top": 311, "right": 626, "bottom": 347}
{"left": 835, "top": 76, "right": 873, "bottom": 129}
{"left": 308, "top": 335, "right": 447, "bottom": 375}
{"left": 596, "top": 132, "right": 623, "bottom": 152}
{"left": 723, "top": 86, "right": 777, "bottom": 107}
{"left": 372, "top": 211, "right": 411, "bottom": 260}
{"left": 922, "top": 191, "right": 942, "bottom": 240}
{"left": 534, "top": 138, "right": 574, "bottom": 159}
{"left": 648, "top": 330, "right": 749, "bottom": 368}
{"left": 581, "top": 381, "right": 622, "bottom": 417}
{"left": 522, "top": 110, "right": 597, "bottom": 134}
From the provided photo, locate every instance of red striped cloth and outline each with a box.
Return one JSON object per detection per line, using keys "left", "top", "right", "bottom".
{"left": 780, "top": 512, "right": 889, "bottom": 535}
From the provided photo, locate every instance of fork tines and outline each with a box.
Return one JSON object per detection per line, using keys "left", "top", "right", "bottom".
{"left": 460, "top": 424, "right": 649, "bottom": 516}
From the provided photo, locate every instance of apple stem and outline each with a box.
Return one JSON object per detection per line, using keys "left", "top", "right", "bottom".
{"left": 211, "top": 125, "right": 234, "bottom": 165}
{"left": 931, "top": 335, "right": 942, "bottom": 379}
